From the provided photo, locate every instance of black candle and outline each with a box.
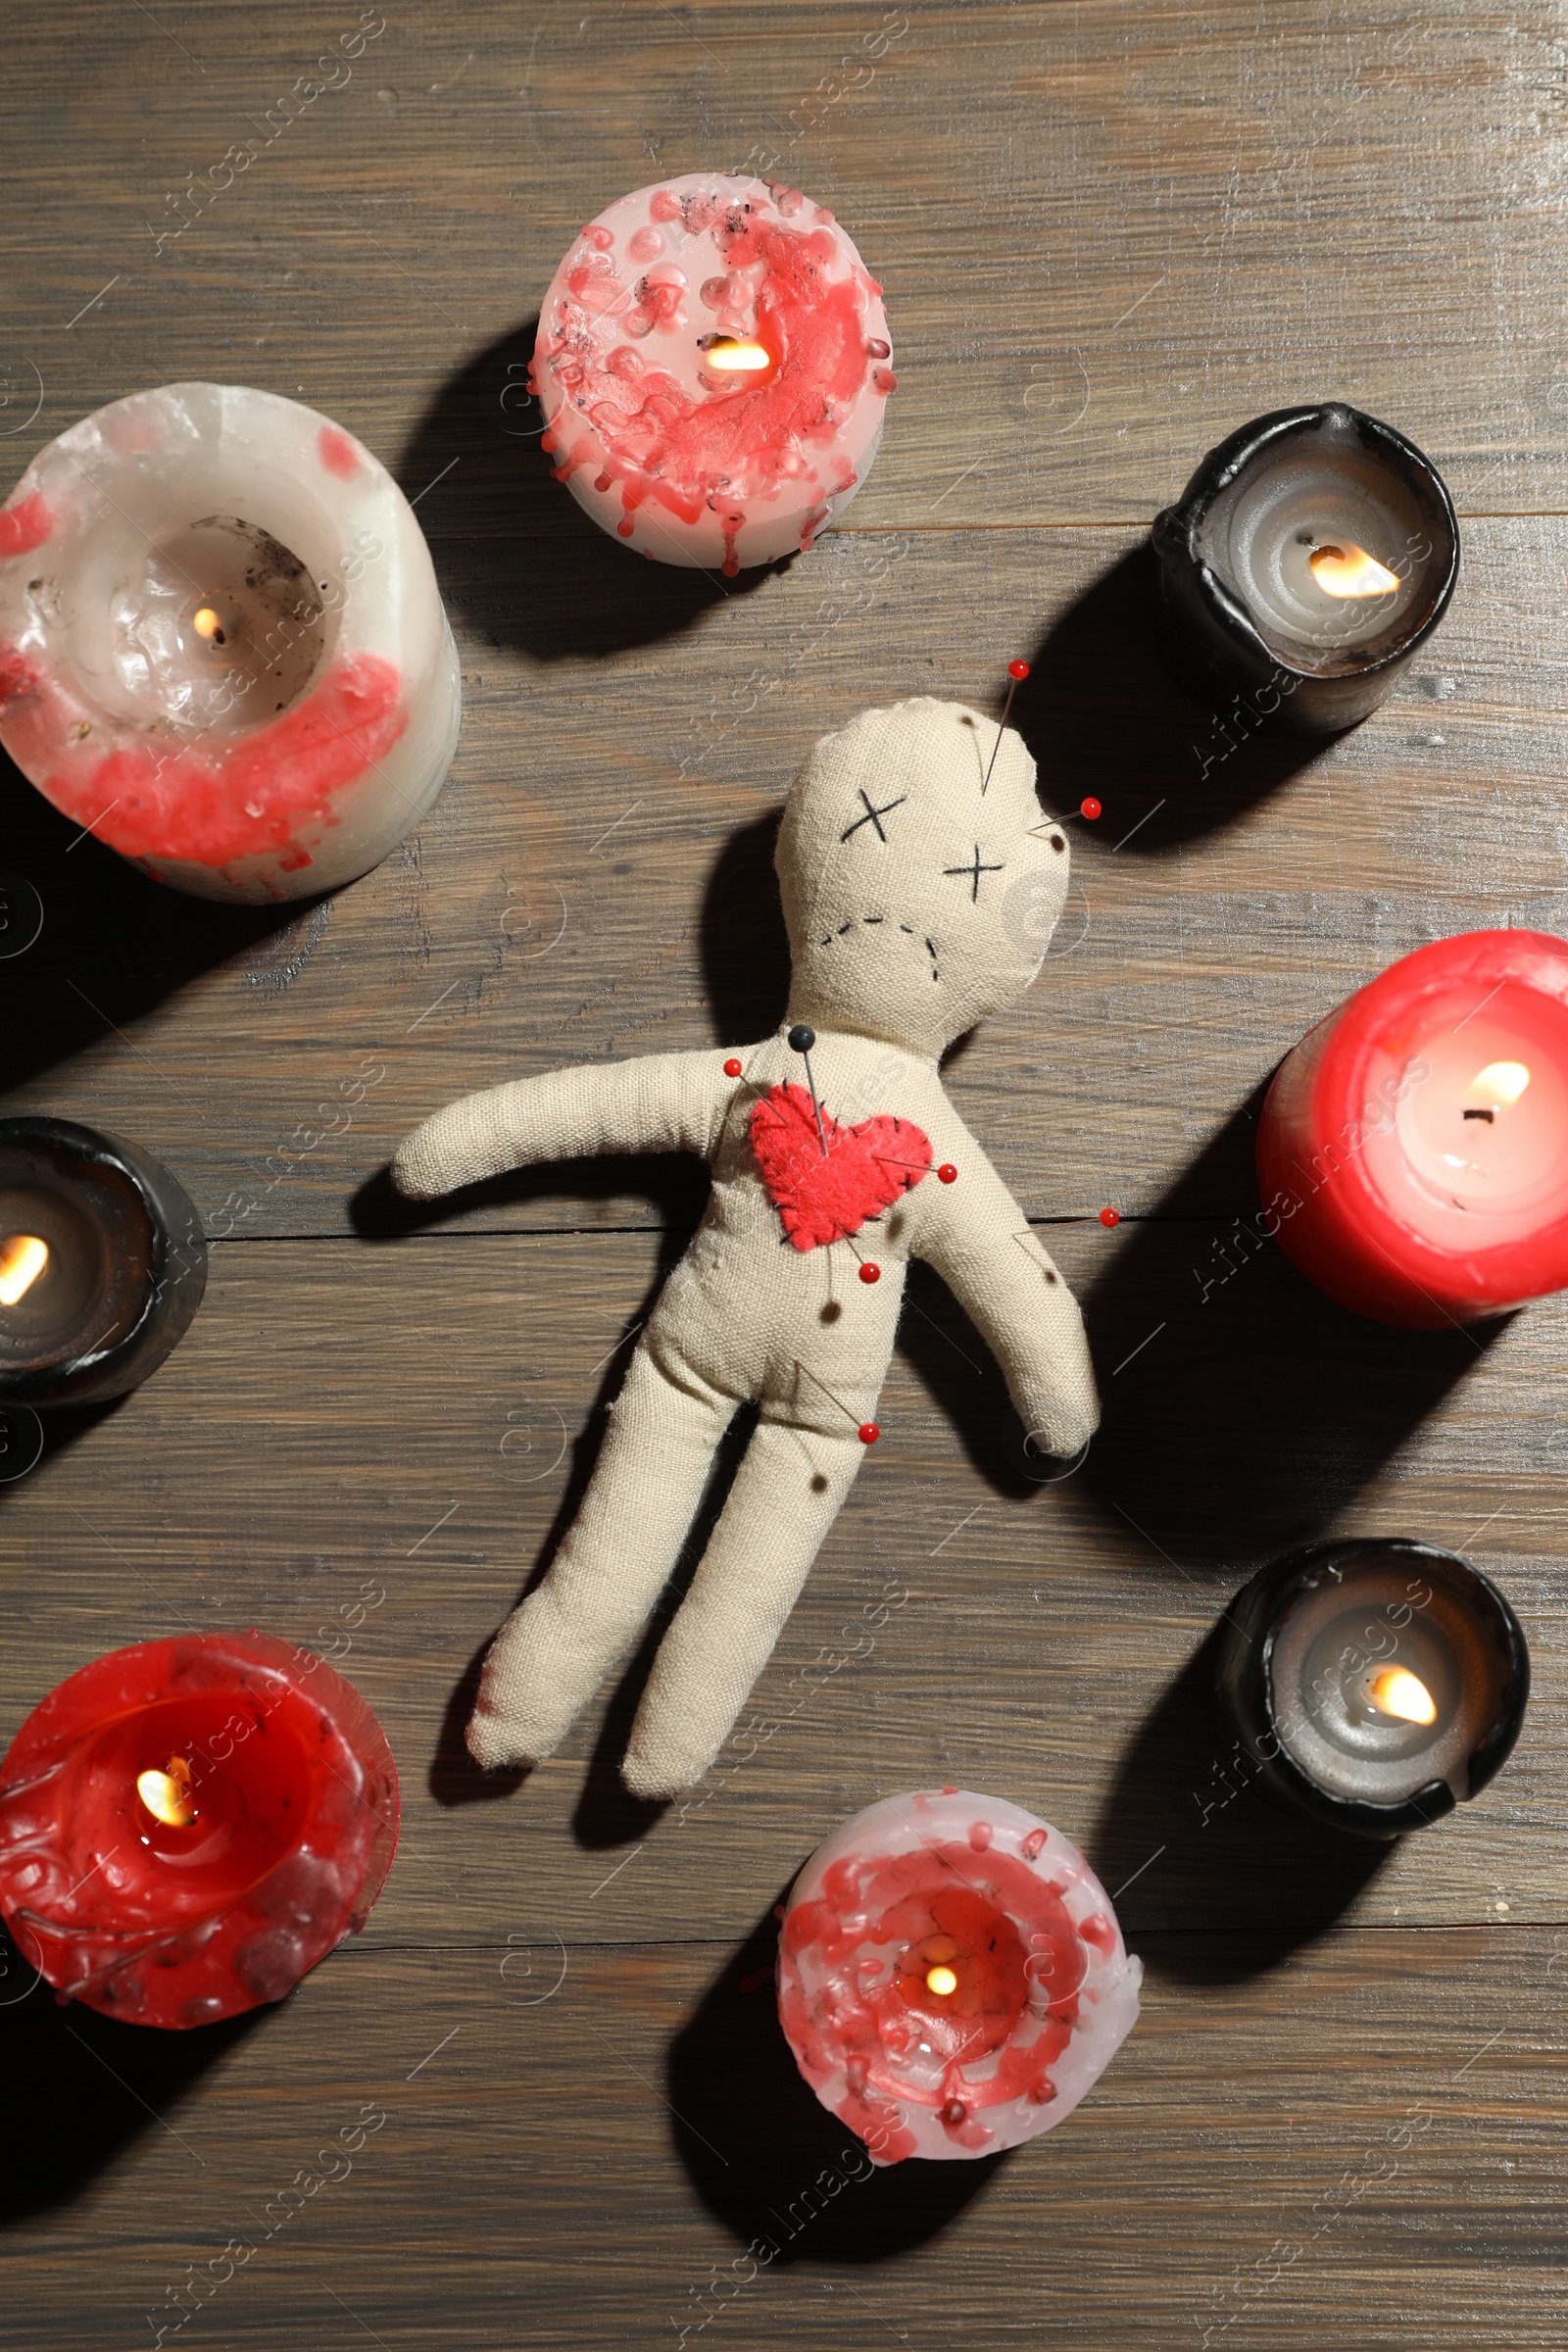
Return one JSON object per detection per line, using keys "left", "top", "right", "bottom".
{"left": 1153, "top": 404, "right": 1459, "bottom": 734}
{"left": 0, "top": 1117, "right": 206, "bottom": 1407}
{"left": 1214, "top": 1538, "right": 1528, "bottom": 1839}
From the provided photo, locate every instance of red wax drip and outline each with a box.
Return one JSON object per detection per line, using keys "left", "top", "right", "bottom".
{"left": 0, "top": 651, "right": 405, "bottom": 871}
{"left": 0, "top": 1633, "right": 399, "bottom": 2030}
{"left": 0, "top": 491, "right": 53, "bottom": 559}
{"left": 541, "top": 213, "right": 885, "bottom": 546}
{"left": 316, "top": 425, "right": 362, "bottom": 479}
{"left": 779, "top": 1838, "right": 1099, "bottom": 2161}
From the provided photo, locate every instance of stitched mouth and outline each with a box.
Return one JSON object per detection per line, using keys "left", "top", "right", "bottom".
{"left": 813, "top": 910, "right": 941, "bottom": 982}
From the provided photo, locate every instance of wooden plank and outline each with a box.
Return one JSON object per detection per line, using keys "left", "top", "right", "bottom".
{"left": 9, "top": 514, "right": 1568, "bottom": 1232}
{"left": 2, "top": 1930, "right": 1562, "bottom": 2349}
{"left": 5, "top": 4, "right": 1568, "bottom": 524}
{"left": 1, "top": 1229, "right": 1560, "bottom": 1945}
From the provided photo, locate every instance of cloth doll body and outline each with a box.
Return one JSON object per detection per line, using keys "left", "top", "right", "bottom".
{"left": 394, "top": 698, "right": 1100, "bottom": 1796}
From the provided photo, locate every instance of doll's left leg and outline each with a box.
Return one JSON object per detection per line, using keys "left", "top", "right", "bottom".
{"left": 621, "top": 1415, "right": 868, "bottom": 1797}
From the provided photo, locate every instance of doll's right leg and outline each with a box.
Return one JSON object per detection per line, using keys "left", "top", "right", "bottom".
{"left": 466, "top": 1343, "right": 734, "bottom": 1770}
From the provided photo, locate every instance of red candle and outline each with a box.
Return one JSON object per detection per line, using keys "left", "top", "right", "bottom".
{"left": 777, "top": 1790, "right": 1141, "bottom": 2164}
{"left": 1257, "top": 931, "right": 1568, "bottom": 1327}
{"left": 0, "top": 1633, "right": 398, "bottom": 2030}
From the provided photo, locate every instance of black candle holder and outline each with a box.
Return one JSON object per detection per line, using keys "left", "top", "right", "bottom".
{"left": 1214, "top": 1538, "right": 1528, "bottom": 1840}
{"left": 1153, "top": 404, "right": 1459, "bottom": 735}
{"left": 0, "top": 1117, "right": 207, "bottom": 1407}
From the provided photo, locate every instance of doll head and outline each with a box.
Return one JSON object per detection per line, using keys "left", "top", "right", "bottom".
{"left": 775, "top": 697, "right": 1069, "bottom": 1059}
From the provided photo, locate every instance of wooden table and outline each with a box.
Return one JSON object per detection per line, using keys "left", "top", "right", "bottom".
{"left": 4, "top": 5, "right": 1565, "bottom": 2345}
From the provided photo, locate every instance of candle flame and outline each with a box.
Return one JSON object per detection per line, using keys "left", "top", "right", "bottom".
{"left": 0, "top": 1234, "right": 48, "bottom": 1305}
{"left": 925, "top": 1964, "right": 958, "bottom": 1997}
{"left": 701, "top": 337, "right": 771, "bottom": 373}
{"left": 137, "top": 1754, "right": 199, "bottom": 1829}
{"left": 192, "top": 605, "right": 225, "bottom": 644}
{"left": 1368, "top": 1667, "right": 1438, "bottom": 1726}
{"left": 1468, "top": 1060, "right": 1531, "bottom": 1107}
{"left": 1307, "top": 542, "right": 1401, "bottom": 599}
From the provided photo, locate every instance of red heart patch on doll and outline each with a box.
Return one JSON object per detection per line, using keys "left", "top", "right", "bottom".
{"left": 750, "top": 1083, "right": 932, "bottom": 1251}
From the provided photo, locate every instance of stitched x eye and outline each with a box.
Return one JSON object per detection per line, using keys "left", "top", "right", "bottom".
{"left": 942, "top": 845, "right": 1006, "bottom": 902}
{"left": 840, "top": 789, "right": 906, "bottom": 843}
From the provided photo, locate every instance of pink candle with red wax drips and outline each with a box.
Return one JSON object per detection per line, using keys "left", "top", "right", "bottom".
{"left": 777, "top": 1789, "right": 1141, "bottom": 2164}
{"left": 0, "top": 383, "right": 462, "bottom": 903}
{"left": 1257, "top": 930, "right": 1568, "bottom": 1326}
{"left": 0, "top": 1632, "right": 398, "bottom": 2030}
{"left": 533, "top": 172, "right": 895, "bottom": 574}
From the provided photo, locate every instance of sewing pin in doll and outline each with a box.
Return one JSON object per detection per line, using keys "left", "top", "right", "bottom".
{"left": 796, "top": 1357, "right": 881, "bottom": 1444}
{"left": 833, "top": 1222, "right": 882, "bottom": 1284}
{"left": 981, "top": 659, "right": 1031, "bottom": 796}
{"left": 787, "top": 1023, "right": 831, "bottom": 1156}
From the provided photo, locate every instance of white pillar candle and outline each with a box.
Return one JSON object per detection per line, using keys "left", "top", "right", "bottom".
{"left": 778, "top": 1788, "right": 1142, "bottom": 2163}
{"left": 534, "top": 172, "right": 895, "bottom": 574}
{"left": 0, "top": 383, "right": 462, "bottom": 904}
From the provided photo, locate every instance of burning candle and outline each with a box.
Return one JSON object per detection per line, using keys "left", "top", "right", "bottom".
{"left": 1257, "top": 930, "right": 1568, "bottom": 1326}
{"left": 533, "top": 172, "right": 895, "bottom": 574}
{"left": 1214, "top": 1539, "right": 1529, "bottom": 1838}
{"left": 1153, "top": 403, "right": 1458, "bottom": 732}
{"left": 0, "top": 382, "right": 462, "bottom": 903}
{"left": 777, "top": 1789, "right": 1141, "bottom": 2165}
{"left": 0, "top": 1116, "right": 205, "bottom": 1406}
{"left": 0, "top": 1632, "right": 399, "bottom": 2029}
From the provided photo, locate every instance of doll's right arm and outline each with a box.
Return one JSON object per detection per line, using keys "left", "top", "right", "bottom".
{"left": 392, "top": 1050, "right": 730, "bottom": 1199}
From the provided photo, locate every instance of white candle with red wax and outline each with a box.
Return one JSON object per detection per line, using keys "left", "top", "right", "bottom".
{"left": 533, "top": 172, "right": 895, "bottom": 574}
{"left": 777, "top": 1788, "right": 1141, "bottom": 2164}
{"left": 0, "top": 1632, "right": 398, "bottom": 2030}
{"left": 1257, "top": 930, "right": 1568, "bottom": 1326}
{"left": 0, "top": 383, "right": 462, "bottom": 903}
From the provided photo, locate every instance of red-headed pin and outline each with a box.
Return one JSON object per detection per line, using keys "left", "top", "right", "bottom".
{"left": 1081, "top": 797, "right": 1102, "bottom": 821}
{"left": 981, "top": 659, "right": 1031, "bottom": 797}
{"left": 858, "top": 1422, "right": 880, "bottom": 1446}
{"left": 723, "top": 1057, "right": 744, "bottom": 1077}
{"left": 1100, "top": 1206, "right": 1120, "bottom": 1228}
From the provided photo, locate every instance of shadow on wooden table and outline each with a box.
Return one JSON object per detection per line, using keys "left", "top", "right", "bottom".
{"left": 351, "top": 1148, "right": 709, "bottom": 1242}
{"left": 1091, "top": 1622, "right": 1391, "bottom": 1979}
{"left": 668, "top": 1897, "right": 1007, "bottom": 2258}
{"left": 0, "top": 1951, "right": 264, "bottom": 2220}
{"left": 398, "top": 318, "right": 773, "bottom": 664}
{"left": 0, "top": 1396, "right": 127, "bottom": 1512}
{"left": 1011, "top": 544, "right": 1341, "bottom": 850}
{"left": 700, "top": 806, "right": 792, "bottom": 1044}
{"left": 0, "top": 755, "right": 318, "bottom": 1102}
{"left": 1074, "top": 1088, "right": 1507, "bottom": 1575}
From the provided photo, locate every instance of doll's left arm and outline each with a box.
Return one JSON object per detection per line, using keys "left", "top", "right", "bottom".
{"left": 910, "top": 1139, "right": 1101, "bottom": 1459}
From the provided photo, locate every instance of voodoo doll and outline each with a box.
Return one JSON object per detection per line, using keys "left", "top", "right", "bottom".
{"left": 394, "top": 698, "right": 1100, "bottom": 1796}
